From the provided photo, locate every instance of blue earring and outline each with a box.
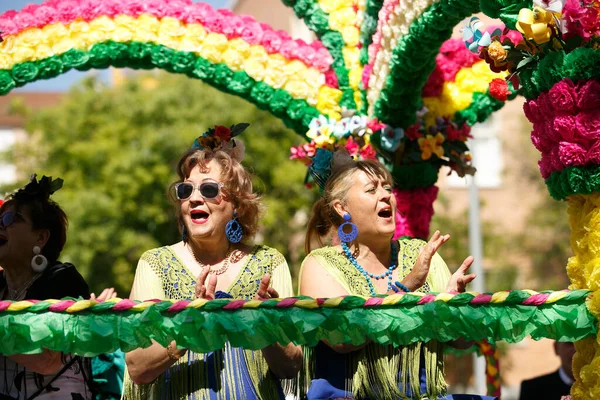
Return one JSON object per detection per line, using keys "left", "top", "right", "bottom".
{"left": 226, "top": 211, "right": 243, "bottom": 243}
{"left": 182, "top": 225, "right": 189, "bottom": 243}
{"left": 338, "top": 212, "right": 358, "bottom": 243}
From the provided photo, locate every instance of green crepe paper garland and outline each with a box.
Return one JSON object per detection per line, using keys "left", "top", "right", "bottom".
{"left": 281, "top": 0, "right": 357, "bottom": 110}
{"left": 519, "top": 48, "right": 600, "bottom": 101}
{"left": 546, "top": 165, "right": 600, "bottom": 200}
{"left": 0, "top": 290, "right": 593, "bottom": 356}
{"left": 0, "top": 41, "right": 322, "bottom": 137}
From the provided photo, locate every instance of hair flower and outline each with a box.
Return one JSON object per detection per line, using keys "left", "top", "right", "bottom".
{"left": 192, "top": 122, "right": 249, "bottom": 162}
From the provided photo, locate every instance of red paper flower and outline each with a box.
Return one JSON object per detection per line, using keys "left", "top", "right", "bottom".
{"left": 213, "top": 125, "right": 231, "bottom": 140}
{"left": 489, "top": 78, "right": 510, "bottom": 102}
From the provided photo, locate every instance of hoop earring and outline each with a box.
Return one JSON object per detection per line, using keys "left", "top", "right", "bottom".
{"left": 226, "top": 211, "right": 243, "bottom": 243}
{"left": 31, "top": 246, "right": 48, "bottom": 273}
{"left": 182, "top": 225, "right": 189, "bottom": 243}
{"left": 338, "top": 212, "right": 358, "bottom": 243}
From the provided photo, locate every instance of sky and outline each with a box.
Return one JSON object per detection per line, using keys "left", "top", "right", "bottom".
{"left": 1, "top": 0, "right": 230, "bottom": 92}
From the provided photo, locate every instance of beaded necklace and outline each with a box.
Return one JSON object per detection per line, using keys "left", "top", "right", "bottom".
{"left": 341, "top": 241, "right": 398, "bottom": 296}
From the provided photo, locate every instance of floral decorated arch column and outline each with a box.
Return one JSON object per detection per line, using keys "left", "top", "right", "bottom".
{"left": 477, "top": 2, "right": 600, "bottom": 398}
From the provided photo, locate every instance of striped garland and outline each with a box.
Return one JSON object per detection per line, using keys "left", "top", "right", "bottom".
{"left": 0, "top": 41, "right": 326, "bottom": 133}
{"left": 0, "top": 0, "right": 344, "bottom": 132}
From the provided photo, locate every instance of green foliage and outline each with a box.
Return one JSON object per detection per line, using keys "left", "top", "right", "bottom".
{"left": 8, "top": 73, "right": 315, "bottom": 295}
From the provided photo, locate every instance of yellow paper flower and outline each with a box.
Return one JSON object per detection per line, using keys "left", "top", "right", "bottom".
{"left": 317, "top": 86, "right": 343, "bottom": 118}
{"left": 137, "top": 14, "right": 160, "bottom": 33}
{"left": 318, "top": 0, "right": 347, "bottom": 13}
{"left": 43, "top": 23, "right": 68, "bottom": 44}
{"left": 516, "top": 7, "right": 557, "bottom": 44}
{"left": 328, "top": 7, "right": 355, "bottom": 31}
{"left": 418, "top": 133, "right": 445, "bottom": 160}
{"left": 342, "top": 26, "right": 360, "bottom": 47}
{"left": 114, "top": 15, "right": 138, "bottom": 31}
{"left": 89, "top": 16, "right": 116, "bottom": 33}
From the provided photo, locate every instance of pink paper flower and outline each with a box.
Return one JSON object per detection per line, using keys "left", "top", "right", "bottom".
{"left": 523, "top": 99, "right": 542, "bottom": 123}
{"left": 261, "top": 29, "right": 283, "bottom": 53}
{"left": 32, "top": 4, "right": 56, "bottom": 26}
{"left": 548, "top": 79, "right": 577, "bottom": 113}
{"left": 577, "top": 79, "right": 600, "bottom": 110}
{"left": 587, "top": 141, "right": 600, "bottom": 164}
{"left": 538, "top": 155, "right": 554, "bottom": 179}
{"left": 345, "top": 136, "right": 360, "bottom": 156}
{"left": 359, "top": 145, "right": 377, "bottom": 160}
{"left": 558, "top": 141, "right": 588, "bottom": 166}
{"left": 325, "top": 71, "right": 338, "bottom": 88}
{"left": 240, "top": 21, "right": 263, "bottom": 44}
{"left": 576, "top": 110, "right": 600, "bottom": 141}
{"left": 553, "top": 114, "right": 581, "bottom": 144}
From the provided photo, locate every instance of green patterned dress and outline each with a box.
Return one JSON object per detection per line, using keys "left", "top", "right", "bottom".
{"left": 299, "top": 239, "right": 452, "bottom": 399}
{"left": 122, "top": 245, "right": 293, "bottom": 400}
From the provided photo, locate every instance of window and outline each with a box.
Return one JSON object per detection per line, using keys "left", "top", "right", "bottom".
{"left": 0, "top": 128, "right": 17, "bottom": 186}
{"left": 446, "top": 115, "right": 503, "bottom": 188}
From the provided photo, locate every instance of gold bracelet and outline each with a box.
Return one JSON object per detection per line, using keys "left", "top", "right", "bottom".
{"left": 166, "top": 342, "right": 182, "bottom": 361}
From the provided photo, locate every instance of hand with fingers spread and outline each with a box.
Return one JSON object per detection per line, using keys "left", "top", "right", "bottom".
{"left": 255, "top": 274, "right": 279, "bottom": 300}
{"left": 446, "top": 255, "right": 476, "bottom": 293}
{"left": 404, "top": 231, "right": 450, "bottom": 291}
{"left": 91, "top": 287, "right": 118, "bottom": 302}
{"left": 195, "top": 268, "right": 218, "bottom": 300}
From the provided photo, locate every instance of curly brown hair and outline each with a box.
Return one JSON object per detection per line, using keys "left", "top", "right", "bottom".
{"left": 170, "top": 149, "right": 262, "bottom": 241}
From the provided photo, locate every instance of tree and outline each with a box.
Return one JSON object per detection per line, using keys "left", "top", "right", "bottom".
{"left": 8, "top": 73, "right": 316, "bottom": 295}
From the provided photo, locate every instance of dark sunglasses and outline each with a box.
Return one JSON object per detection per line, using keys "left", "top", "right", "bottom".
{"left": 0, "top": 211, "right": 26, "bottom": 228}
{"left": 175, "top": 181, "right": 225, "bottom": 201}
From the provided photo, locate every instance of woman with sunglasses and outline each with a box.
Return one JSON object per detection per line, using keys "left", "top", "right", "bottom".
{"left": 0, "top": 175, "right": 109, "bottom": 399}
{"left": 123, "top": 124, "right": 301, "bottom": 400}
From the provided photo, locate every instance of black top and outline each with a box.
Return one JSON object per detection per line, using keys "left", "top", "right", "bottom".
{"left": 0, "top": 262, "right": 90, "bottom": 300}
{"left": 519, "top": 370, "right": 571, "bottom": 400}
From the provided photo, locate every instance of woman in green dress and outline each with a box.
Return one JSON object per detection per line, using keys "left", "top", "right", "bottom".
{"left": 299, "top": 151, "right": 476, "bottom": 399}
{"left": 122, "top": 124, "right": 302, "bottom": 400}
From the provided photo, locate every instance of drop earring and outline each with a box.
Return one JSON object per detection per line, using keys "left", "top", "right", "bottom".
{"left": 337, "top": 212, "right": 358, "bottom": 243}
{"left": 31, "top": 246, "right": 48, "bottom": 273}
{"left": 226, "top": 211, "right": 243, "bottom": 243}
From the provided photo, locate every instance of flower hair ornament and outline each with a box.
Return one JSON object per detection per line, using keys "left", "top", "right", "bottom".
{"left": 10, "top": 174, "right": 63, "bottom": 202}
{"left": 308, "top": 148, "right": 355, "bottom": 191}
{"left": 192, "top": 123, "right": 250, "bottom": 162}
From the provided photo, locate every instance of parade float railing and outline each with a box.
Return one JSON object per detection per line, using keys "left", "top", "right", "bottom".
{"left": 0, "top": 290, "right": 593, "bottom": 357}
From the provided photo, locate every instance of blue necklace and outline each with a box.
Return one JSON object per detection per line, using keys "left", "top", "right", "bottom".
{"left": 341, "top": 241, "right": 398, "bottom": 296}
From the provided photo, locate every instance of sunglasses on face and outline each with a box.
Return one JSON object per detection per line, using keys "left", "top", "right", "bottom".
{"left": 175, "top": 181, "right": 225, "bottom": 201}
{"left": 0, "top": 211, "right": 26, "bottom": 228}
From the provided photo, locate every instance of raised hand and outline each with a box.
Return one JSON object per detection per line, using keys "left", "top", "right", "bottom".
{"left": 446, "top": 255, "right": 476, "bottom": 293}
{"left": 404, "top": 231, "right": 450, "bottom": 291}
{"left": 91, "top": 287, "right": 117, "bottom": 302}
{"left": 255, "top": 274, "right": 279, "bottom": 300}
{"left": 195, "top": 268, "right": 218, "bottom": 300}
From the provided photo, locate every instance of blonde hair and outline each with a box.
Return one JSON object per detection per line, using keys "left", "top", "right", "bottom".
{"left": 170, "top": 149, "right": 261, "bottom": 240}
{"left": 305, "top": 155, "right": 393, "bottom": 253}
